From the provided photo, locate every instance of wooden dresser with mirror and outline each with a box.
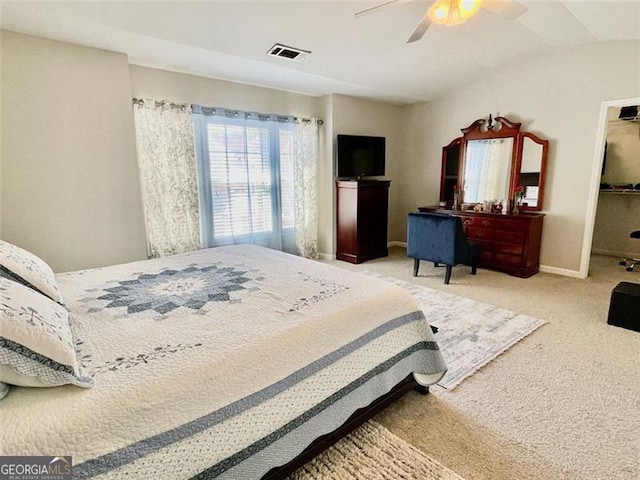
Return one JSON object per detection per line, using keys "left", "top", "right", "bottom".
{"left": 421, "top": 115, "right": 549, "bottom": 278}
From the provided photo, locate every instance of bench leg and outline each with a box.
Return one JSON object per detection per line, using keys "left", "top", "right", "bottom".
{"left": 444, "top": 265, "right": 452, "bottom": 284}
{"left": 413, "top": 258, "right": 420, "bottom": 277}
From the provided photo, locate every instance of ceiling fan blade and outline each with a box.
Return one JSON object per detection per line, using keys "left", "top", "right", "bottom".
{"left": 483, "top": 0, "right": 527, "bottom": 19}
{"left": 407, "top": 12, "right": 431, "bottom": 43}
{"left": 354, "top": 0, "right": 401, "bottom": 18}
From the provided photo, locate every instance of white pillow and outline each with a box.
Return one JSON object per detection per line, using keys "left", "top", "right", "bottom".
{"left": 0, "top": 239, "right": 64, "bottom": 304}
{"left": 0, "top": 278, "right": 92, "bottom": 391}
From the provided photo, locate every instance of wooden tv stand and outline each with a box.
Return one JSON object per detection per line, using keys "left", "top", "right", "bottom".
{"left": 418, "top": 207, "right": 544, "bottom": 278}
{"left": 336, "top": 180, "right": 390, "bottom": 264}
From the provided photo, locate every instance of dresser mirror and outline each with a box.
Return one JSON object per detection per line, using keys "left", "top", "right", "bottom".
{"left": 439, "top": 115, "right": 549, "bottom": 212}
{"left": 517, "top": 132, "right": 548, "bottom": 209}
{"left": 463, "top": 137, "right": 513, "bottom": 203}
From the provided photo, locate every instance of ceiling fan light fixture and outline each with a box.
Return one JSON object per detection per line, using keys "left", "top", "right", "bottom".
{"left": 428, "top": 0, "right": 481, "bottom": 26}
{"left": 459, "top": 0, "right": 482, "bottom": 19}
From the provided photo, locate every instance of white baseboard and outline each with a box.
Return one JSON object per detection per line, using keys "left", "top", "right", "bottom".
{"left": 320, "top": 244, "right": 404, "bottom": 261}
{"left": 539, "top": 265, "right": 584, "bottom": 279}
{"left": 319, "top": 243, "right": 406, "bottom": 261}
{"left": 330, "top": 242, "right": 584, "bottom": 279}
{"left": 592, "top": 248, "right": 636, "bottom": 259}
{"left": 388, "top": 241, "right": 407, "bottom": 248}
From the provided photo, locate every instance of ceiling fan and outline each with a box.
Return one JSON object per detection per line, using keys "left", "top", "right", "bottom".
{"left": 355, "top": 0, "right": 527, "bottom": 43}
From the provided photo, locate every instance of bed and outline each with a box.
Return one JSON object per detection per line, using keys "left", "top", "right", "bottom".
{"left": 0, "top": 244, "right": 446, "bottom": 479}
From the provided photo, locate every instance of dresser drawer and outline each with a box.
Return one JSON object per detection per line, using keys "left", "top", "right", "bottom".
{"left": 466, "top": 227, "right": 495, "bottom": 241}
{"left": 495, "top": 230, "right": 525, "bottom": 244}
{"left": 494, "top": 253, "right": 524, "bottom": 266}
{"left": 460, "top": 216, "right": 495, "bottom": 228}
{"left": 478, "top": 251, "right": 494, "bottom": 264}
{"left": 494, "top": 241, "right": 524, "bottom": 256}
{"left": 472, "top": 239, "right": 495, "bottom": 253}
{"left": 494, "top": 218, "right": 527, "bottom": 232}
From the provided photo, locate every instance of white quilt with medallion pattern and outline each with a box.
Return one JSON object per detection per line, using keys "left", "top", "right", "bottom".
{"left": 0, "top": 245, "right": 446, "bottom": 479}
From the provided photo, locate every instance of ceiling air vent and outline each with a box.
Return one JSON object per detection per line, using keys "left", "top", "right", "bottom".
{"left": 267, "top": 43, "right": 310, "bottom": 63}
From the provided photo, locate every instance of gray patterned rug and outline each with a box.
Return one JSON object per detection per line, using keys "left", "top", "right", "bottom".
{"left": 365, "top": 272, "right": 547, "bottom": 389}
{"left": 289, "top": 421, "right": 464, "bottom": 480}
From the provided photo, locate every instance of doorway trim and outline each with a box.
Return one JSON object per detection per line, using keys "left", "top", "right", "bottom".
{"left": 580, "top": 96, "right": 640, "bottom": 278}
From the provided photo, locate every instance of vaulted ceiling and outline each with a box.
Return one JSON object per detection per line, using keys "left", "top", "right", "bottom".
{"left": 2, "top": 1, "right": 639, "bottom": 104}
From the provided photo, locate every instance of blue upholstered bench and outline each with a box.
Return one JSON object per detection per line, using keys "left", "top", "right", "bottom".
{"left": 407, "top": 212, "right": 480, "bottom": 285}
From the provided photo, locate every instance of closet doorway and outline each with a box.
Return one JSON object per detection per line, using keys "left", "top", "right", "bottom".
{"left": 582, "top": 97, "right": 640, "bottom": 277}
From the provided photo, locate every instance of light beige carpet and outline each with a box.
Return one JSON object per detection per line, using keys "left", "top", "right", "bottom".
{"left": 290, "top": 421, "right": 464, "bottom": 480}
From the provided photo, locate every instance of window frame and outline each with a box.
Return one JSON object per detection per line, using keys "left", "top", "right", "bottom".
{"left": 193, "top": 114, "right": 294, "bottom": 248}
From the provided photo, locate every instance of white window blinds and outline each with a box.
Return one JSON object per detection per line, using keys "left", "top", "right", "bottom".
{"left": 193, "top": 107, "right": 296, "bottom": 253}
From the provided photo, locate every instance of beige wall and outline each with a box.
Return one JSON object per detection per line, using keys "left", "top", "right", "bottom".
{"left": 396, "top": 40, "right": 640, "bottom": 274}
{"left": 0, "top": 29, "right": 3, "bottom": 240}
{"left": 1, "top": 30, "right": 147, "bottom": 272}
{"left": 128, "top": 65, "right": 337, "bottom": 254}
{"left": 129, "top": 65, "right": 319, "bottom": 118}
{"left": 0, "top": 32, "right": 3, "bottom": 240}
{"left": 1, "top": 37, "right": 400, "bottom": 268}
{"left": 128, "top": 69, "right": 409, "bottom": 259}
{"left": 3, "top": 30, "right": 638, "bottom": 275}
{"left": 317, "top": 94, "right": 335, "bottom": 258}
{"left": 592, "top": 193, "right": 640, "bottom": 257}
{"left": 330, "top": 95, "right": 405, "bottom": 245}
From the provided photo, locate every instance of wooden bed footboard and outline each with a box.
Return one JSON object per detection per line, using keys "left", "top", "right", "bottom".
{"left": 261, "top": 373, "right": 425, "bottom": 480}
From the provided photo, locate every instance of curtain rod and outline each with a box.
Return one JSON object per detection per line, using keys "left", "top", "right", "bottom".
{"left": 298, "top": 117, "right": 324, "bottom": 125}
{"left": 133, "top": 98, "right": 323, "bottom": 125}
{"left": 132, "top": 98, "right": 188, "bottom": 111}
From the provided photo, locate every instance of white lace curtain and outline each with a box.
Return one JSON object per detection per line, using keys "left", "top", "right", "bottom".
{"left": 292, "top": 119, "right": 319, "bottom": 258}
{"left": 133, "top": 98, "right": 201, "bottom": 258}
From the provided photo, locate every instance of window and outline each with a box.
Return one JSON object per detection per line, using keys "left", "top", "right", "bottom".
{"left": 193, "top": 109, "right": 296, "bottom": 252}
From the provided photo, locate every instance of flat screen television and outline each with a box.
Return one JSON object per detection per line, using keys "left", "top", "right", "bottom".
{"left": 337, "top": 134, "right": 385, "bottom": 178}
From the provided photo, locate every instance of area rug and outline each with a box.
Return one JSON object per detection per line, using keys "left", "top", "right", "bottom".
{"left": 365, "top": 272, "right": 547, "bottom": 389}
{"left": 289, "top": 421, "right": 464, "bottom": 480}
